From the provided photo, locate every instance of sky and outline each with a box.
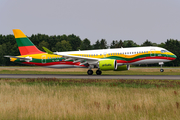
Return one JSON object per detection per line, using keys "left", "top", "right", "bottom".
{"left": 0, "top": 0, "right": 180, "bottom": 45}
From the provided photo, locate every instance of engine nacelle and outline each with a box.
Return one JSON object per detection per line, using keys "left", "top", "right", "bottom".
{"left": 99, "top": 59, "right": 117, "bottom": 71}
{"left": 114, "top": 65, "right": 130, "bottom": 71}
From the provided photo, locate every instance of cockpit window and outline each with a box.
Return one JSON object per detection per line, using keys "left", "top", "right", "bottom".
{"left": 161, "top": 50, "right": 169, "bottom": 53}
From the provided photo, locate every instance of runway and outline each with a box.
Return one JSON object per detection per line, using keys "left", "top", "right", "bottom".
{"left": 0, "top": 74, "right": 180, "bottom": 80}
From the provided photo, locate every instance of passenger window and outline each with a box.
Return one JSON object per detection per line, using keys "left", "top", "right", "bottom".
{"left": 161, "top": 50, "right": 166, "bottom": 53}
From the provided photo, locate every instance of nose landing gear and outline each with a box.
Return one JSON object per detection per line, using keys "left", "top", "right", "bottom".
{"left": 160, "top": 69, "right": 164, "bottom": 72}
{"left": 159, "top": 62, "right": 164, "bottom": 72}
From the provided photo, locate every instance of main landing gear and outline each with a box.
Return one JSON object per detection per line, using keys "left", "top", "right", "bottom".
{"left": 87, "top": 69, "right": 102, "bottom": 75}
{"left": 96, "top": 69, "right": 102, "bottom": 75}
{"left": 87, "top": 69, "right": 93, "bottom": 75}
{"left": 159, "top": 62, "right": 164, "bottom": 72}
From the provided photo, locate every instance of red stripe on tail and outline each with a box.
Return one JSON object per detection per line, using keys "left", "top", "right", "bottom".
{"left": 18, "top": 46, "right": 45, "bottom": 55}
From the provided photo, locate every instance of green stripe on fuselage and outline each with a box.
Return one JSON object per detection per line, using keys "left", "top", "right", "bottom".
{"left": 16, "top": 37, "right": 34, "bottom": 47}
{"left": 105, "top": 53, "right": 171, "bottom": 61}
{"left": 14, "top": 53, "right": 176, "bottom": 64}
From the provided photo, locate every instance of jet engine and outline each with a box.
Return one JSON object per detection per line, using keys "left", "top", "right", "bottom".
{"left": 114, "top": 65, "right": 130, "bottom": 71}
{"left": 99, "top": 59, "right": 117, "bottom": 71}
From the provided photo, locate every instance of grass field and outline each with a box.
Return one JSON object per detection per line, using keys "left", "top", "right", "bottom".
{"left": 0, "top": 67, "right": 180, "bottom": 119}
{"left": 0, "top": 78, "right": 180, "bottom": 120}
{"left": 0, "top": 67, "right": 180, "bottom": 75}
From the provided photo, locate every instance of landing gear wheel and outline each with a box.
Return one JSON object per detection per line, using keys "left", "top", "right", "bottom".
{"left": 96, "top": 70, "right": 102, "bottom": 75}
{"left": 160, "top": 69, "right": 164, "bottom": 72}
{"left": 87, "top": 70, "right": 93, "bottom": 75}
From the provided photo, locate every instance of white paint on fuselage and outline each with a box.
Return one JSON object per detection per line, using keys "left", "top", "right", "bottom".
{"left": 57, "top": 46, "right": 163, "bottom": 56}
{"left": 129, "top": 59, "right": 171, "bottom": 65}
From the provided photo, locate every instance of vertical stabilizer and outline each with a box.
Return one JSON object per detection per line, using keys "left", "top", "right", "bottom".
{"left": 13, "top": 29, "right": 45, "bottom": 55}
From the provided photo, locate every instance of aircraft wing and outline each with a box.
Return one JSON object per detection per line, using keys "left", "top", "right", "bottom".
{"left": 53, "top": 52, "right": 99, "bottom": 65}
{"left": 42, "top": 47, "right": 99, "bottom": 65}
{"left": 4, "top": 55, "right": 32, "bottom": 61}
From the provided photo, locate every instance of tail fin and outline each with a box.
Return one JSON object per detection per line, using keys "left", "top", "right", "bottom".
{"left": 13, "top": 29, "right": 45, "bottom": 55}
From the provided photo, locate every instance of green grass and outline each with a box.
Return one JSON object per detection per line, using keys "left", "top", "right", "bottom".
{"left": 1, "top": 78, "right": 180, "bottom": 88}
{"left": 1, "top": 68, "right": 180, "bottom": 75}
{"left": 0, "top": 78, "right": 180, "bottom": 119}
{"left": 0, "top": 69, "right": 85, "bottom": 74}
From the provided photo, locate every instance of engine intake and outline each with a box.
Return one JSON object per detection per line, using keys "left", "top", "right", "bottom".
{"left": 99, "top": 59, "right": 117, "bottom": 71}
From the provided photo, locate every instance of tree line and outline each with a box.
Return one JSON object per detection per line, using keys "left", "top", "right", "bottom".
{"left": 0, "top": 34, "right": 179, "bottom": 66}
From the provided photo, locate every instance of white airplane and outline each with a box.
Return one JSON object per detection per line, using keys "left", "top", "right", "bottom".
{"left": 5, "top": 29, "right": 177, "bottom": 75}
{"left": 53, "top": 46, "right": 177, "bottom": 75}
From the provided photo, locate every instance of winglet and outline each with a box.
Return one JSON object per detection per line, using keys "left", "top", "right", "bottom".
{"left": 42, "top": 47, "right": 53, "bottom": 54}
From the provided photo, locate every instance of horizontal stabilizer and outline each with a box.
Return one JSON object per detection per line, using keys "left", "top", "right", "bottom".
{"left": 4, "top": 55, "right": 32, "bottom": 60}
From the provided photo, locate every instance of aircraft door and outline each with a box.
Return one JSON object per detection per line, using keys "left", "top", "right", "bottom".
{"left": 150, "top": 49, "right": 156, "bottom": 57}
{"left": 41, "top": 55, "right": 46, "bottom": 64}
{"left": 103, "top": 52, "right": 107, "bottom": 58}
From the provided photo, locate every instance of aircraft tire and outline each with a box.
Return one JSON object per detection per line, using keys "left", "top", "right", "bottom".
{"left": 87, "top": 70, "right": 93, "bottom": 75}
{"left": 96, "top": 70, "right": 102, "bottom": 75}
{"left": 160, "top": 69, "right": 164, "bottom": 72}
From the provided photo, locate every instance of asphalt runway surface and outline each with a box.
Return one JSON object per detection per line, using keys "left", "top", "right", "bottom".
{"left": 0, "top": 74, "right": 180, "bottom": 80}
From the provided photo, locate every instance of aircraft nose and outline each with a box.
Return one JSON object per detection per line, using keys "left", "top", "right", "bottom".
{"left": 173, "top": 53, "right": 177, "bottom": 59}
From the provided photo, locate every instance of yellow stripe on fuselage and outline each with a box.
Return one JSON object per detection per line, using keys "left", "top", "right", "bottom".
{"left": 69, "top": 51, "right": 174, "bottom": 59}
{"left": 10, "top": 58, "right": 17, "bottom": 62}
{"left": 11, "top": 51, "right": 173, "bottom": 62}
{"left": 21, "top": 53, "right": 62, "bottom": 59}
